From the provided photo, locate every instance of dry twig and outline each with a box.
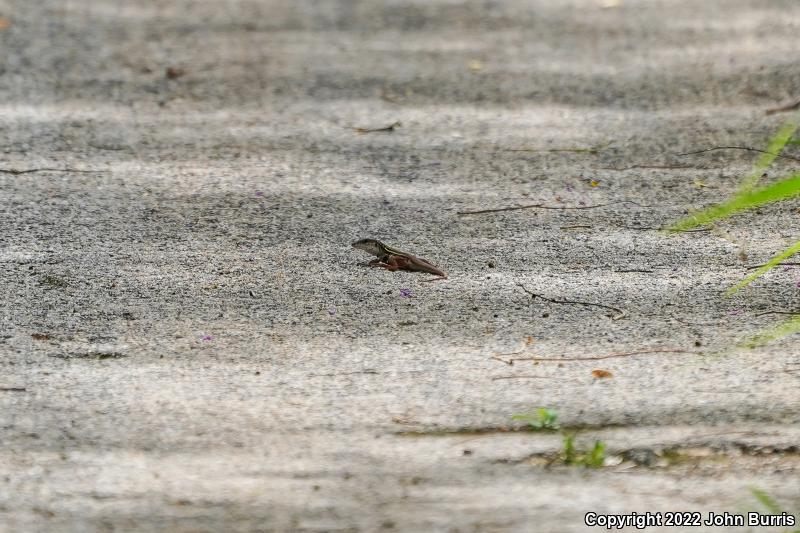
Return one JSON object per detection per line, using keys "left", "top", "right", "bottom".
{"left": 675, "top": 146, "right": 800, "bottom": 163}
{"left": 502, "top": 143, "right": 610, "bottom": 154}
{"left": 0, "top": 167, "right": 102, "bottom": 174}
{"left": 491, "top": 374, "right": 556, "bottom": 381}
{"left": 596, "top": 164, "right": 702, "bottom": 171}
{"left": 310, "top": 370, "right": 380, "bottom": 377}
{"left": 624, "top": 226, "right": 712, "bottom": 233}
{"left": 457, "top": 200, "right": 648, "bottom": 216}
{"left": 517, "top": 283, "right": 626, "bottom": 320}
{"left": 458, "top": 203, "right": 607, "bottom": 215}
{"left": 353, "top": 121, "right": 401, "bottom": 133}
{"left": 746, "top": 262, "right": 800, "bottom": 270}
{"left": 754, "top": 310, "right": 800, "bottom": 317}
{"left": 765, "top": 98, "right": 800, "bottom": 115}
{"left": 493, "top": 348, "right": 702, "bottom": 366}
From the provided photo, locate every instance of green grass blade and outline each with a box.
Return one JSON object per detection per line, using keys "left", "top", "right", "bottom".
{"left": 728, "top": 239, "right": 800, "bottom": 294}
{"left": 669, "top": 173, "right": 800, "bottom": 231}
{"left": 562, "top": 434, "right": 576, "bottom": 464}
{"left": 740, "top": 315, "right": 800, "bottom": 349}
{"left": 588, "top": 441, "right": 606, "bottom": 467}
{"left": 749, "top": 487, "right": 783, "bottom": 514}
{"left": 740, "top": 120, "right": 797, "bottom": 192}
{"left": 669, "top": 115, "right": 798, "bottom": 231}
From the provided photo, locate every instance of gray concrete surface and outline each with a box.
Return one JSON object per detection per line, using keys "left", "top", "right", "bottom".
{"left": 1, "top": 0, "right": 800, "bottom": 531}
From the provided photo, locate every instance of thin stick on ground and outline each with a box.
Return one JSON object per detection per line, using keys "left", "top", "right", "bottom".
{"left": 517, "top": 283, "right": 626, "bottom": 320}
{"left": 754, "top": 310, "right": 800, "bottom": 317}
{"left": 353, "top": 121, "right": 401, "bottom": 133}
{"left": 624, "top": 226, "right": 712, "bottom": 233}
{"left": 458, "top": 203, "right": 607, "bottom": 215}
{"left": 765, "top": 98, "right": 800, "bottom": 115}
{"left": 457, "top": 200, "right": 649, "bottom": 216}
{"left": 492, "top": 348, "right": 702, "bottom": 366}
{"left": 491, "top": 375, "right": 556, "bottom": 381}
{"left": 596, "top": 164, "right": 704, "bottom": 171}
{"left": 0, "top": 168, "right": 104, "bottom": 174}
{"left": 310, "top": 370, "right": 381, "bottom": 377}
{"left": 501, "top": 142, "right": 611, "bottom": 154}
{"left": 746, "top": 262, "right": 800, "bottom": 270}
{"left": 675, "top": 146, "right": 800, "bottom": 163}
{"left": 490, "top": 348, "right": 531, "bottom": 360}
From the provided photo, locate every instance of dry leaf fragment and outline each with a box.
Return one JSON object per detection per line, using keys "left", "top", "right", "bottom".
{"left": 354, "top": 121, "right": 401, "bottom": 134}
{"left": 468, "top": 59, "right": 485, "bottom": 72}
{"left": 165, "top": 67, "right": 187, "bottom": 79}
{"left": 591, "top": 369, "right": 613, "bottom": 378}
{"left": 0, "top": 17, "right": 10, "bottom": 30}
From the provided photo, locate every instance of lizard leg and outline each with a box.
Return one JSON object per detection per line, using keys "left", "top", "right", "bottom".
{"left": 383, "top": 255, "right": 406, "bottom": 272}
{"left": 369, "top": 260, "right": 392, "bottom": 269}
{"left": 388, "top": 255, "right": 412, "bottom": 272}
{"left": 369, "top": 255, "right": 411, "bottom": 273}
{"left": 370, "top": 258, "right": 401, "bottom": 271}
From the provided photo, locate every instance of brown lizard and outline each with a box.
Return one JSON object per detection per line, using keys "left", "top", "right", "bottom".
{"left": 351, "top": 239, "right": 447, "bottom": 281}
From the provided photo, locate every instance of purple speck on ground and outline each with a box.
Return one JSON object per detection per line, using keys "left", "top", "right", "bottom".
{"left": 728, "top": 309, "right": 743, "bottom": 316}
{"left": 254, "top": 190, "right": 264, "bottom": 197}
{"left": 201, "top": 334, "right": 213, "bottom": 341}
{"left": 400, "top": 288, "right": 412, "bottom": 298}
{"left": 328, "top": 308, "right": 336, "bottom": 315}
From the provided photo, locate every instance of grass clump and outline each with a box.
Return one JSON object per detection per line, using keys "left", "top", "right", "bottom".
{"left": 511, "top": 408, "right": 559, "bottom": 431}
{"left": 512, "top": 408, "right": 606, "bottom": 468}
{"left": 562, "top": 434, "right": 606, "bottom": 468}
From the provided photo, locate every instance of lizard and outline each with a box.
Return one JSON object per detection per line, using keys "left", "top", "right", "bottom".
{"left": 351, "top": 239, "right": 447, "bottom": 281}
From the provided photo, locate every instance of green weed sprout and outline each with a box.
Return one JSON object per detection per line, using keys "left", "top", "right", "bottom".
{"left": 511, "top": 408, "right": 559, "bottom": 430}
{"left": 562, "top": 434, "right": 605, "bottom": 468}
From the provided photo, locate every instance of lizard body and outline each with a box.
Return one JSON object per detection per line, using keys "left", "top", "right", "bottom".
{"left": 352, "top": 239, "right": 447, "bottom": 280}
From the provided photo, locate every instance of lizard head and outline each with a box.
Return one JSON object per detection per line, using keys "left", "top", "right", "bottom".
{"left": 352, "top": 238, "right": 384, "bottom": 256}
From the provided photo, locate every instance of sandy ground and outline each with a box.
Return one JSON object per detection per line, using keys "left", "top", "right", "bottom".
{"left": 1, "top": 0, "right": 800, "bottom": 531}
